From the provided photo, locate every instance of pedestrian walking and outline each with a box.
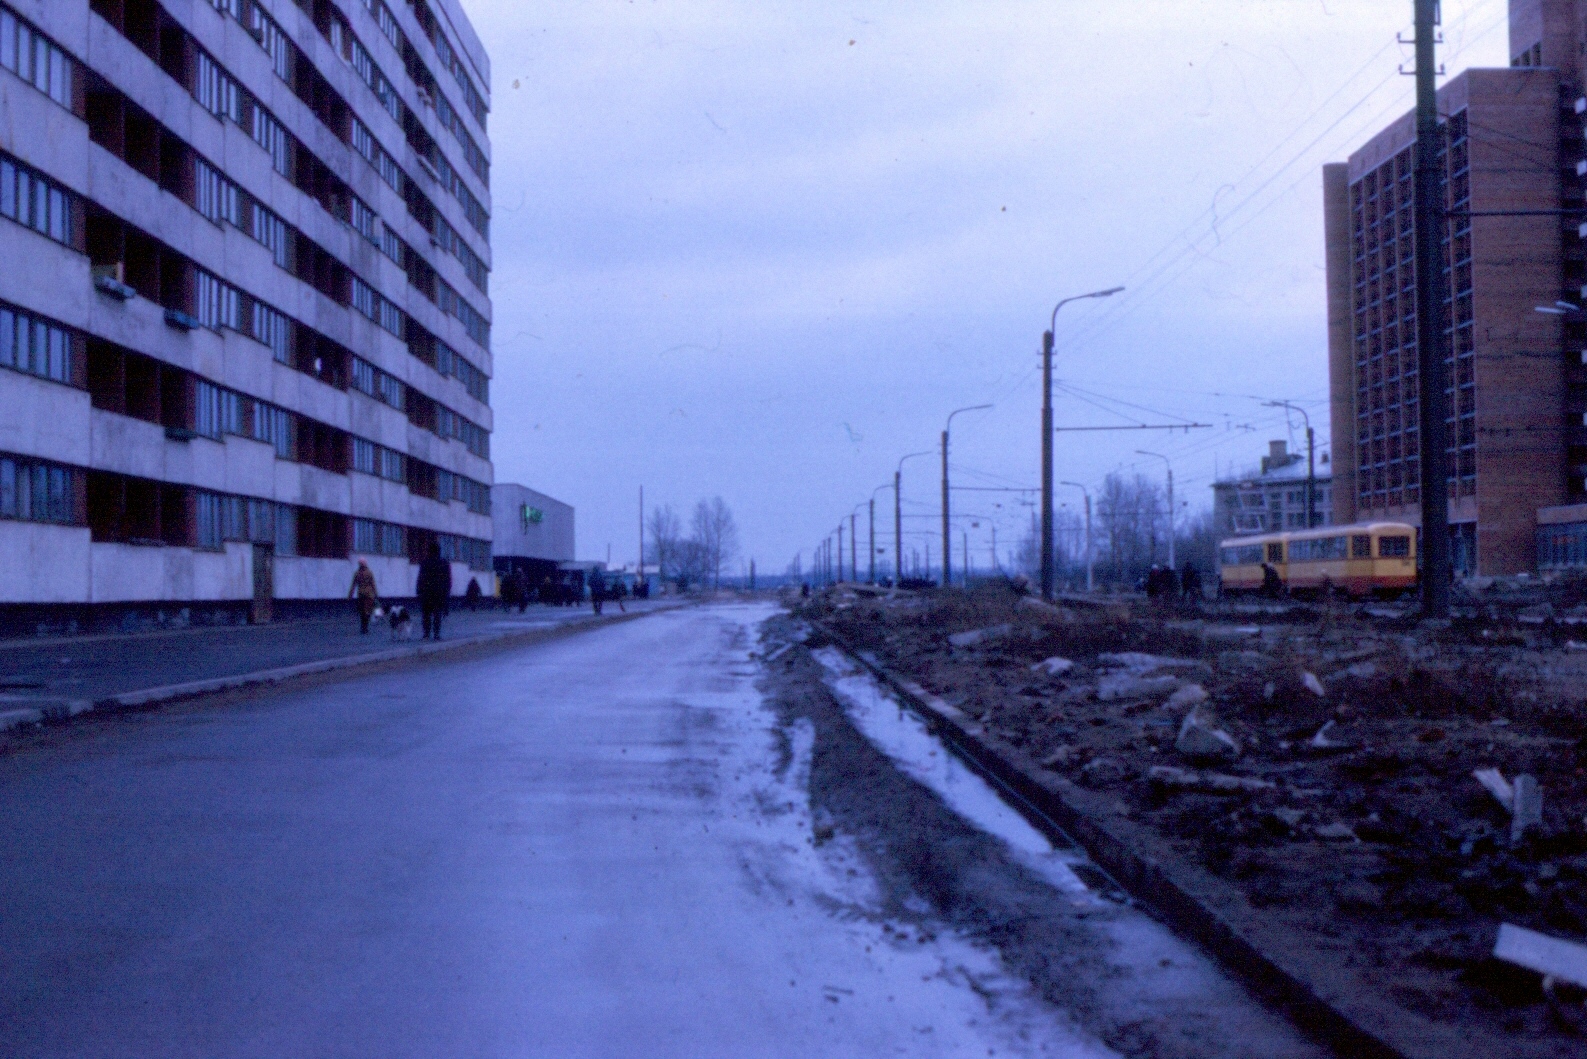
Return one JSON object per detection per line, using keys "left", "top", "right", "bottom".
{"left": 349, "top": 560, "right": 378, "bottom": 634}
{"left": 1180, "top": 562, "right": 1203, "bottom": 602}
{"left": 464, "top": 576, "right": 482, "bottom": 610}
{"left": 1260, "top": 561, "right": 1283, "bottom": 599}
{"left": 416, "top": 541, "right": 452, "bottom": 640}
{"left": 588, "top": 568, "right": 606, "bottom": 616}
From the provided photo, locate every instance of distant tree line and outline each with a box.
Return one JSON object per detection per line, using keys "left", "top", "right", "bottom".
{"left": 1018, "top": 471, "right": 1218, "bottom": 591}
{"left": 645, "top": 496, "right": 740, "bottom": 590}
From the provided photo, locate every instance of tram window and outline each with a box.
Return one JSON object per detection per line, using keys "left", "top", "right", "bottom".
{"left": 1352, "top": 535, "right": 1372, "bottom": 558}
{"left": 1266, "top": 542, "right": 1284, "bottom": 562}
{"left": 1380, "top": 535, "right": 1410, "bottom": 558}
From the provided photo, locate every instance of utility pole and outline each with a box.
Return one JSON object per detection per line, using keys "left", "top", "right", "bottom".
{"left": 868, "top": 499, "right": 875, "bottom": 583}
{"left": 1042, "top": 290, "right": 1122, "bottom": 599}
{"left": 837, "top": 523, "right": 844, "bottom": 583}
{"left": 638, "top": 486, "right": 644, "bottom": 595}
{"left": 942, "top": 404, "right": 992, "bottom": 595}
{"left": 894, "top": 472, "right": 902, "bottom": 587}
{"left": 1414, "top": 0, "right": 1450, "bottom": 616}
{"left": 1061, "top": 481, "right": 1094, "bottom": 593}
{"left": 849, "top": 513, "right": 857, "bottom": 583}
{"left": 962, "top": 530, "right": 969, "bottom": 586}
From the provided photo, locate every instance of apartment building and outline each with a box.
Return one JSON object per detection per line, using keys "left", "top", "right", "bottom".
{"left": 0, "top": 0, "right": 493, "bottom": 630}
{"left": 1324, "top": 0, "right": 1586, "bottom": 575}
{"left": 1211, "top": 440, "right": 1334, "bottom": 539}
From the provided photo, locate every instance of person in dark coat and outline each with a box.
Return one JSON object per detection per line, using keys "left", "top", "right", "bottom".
{"left": 1180, "top": 562, "right": 1203, "bottom": 602}
{"left": 1260, "top": 561, "right": 1283, "bottom": 599}
{"left": 416, "top": 541, "right": 452, "bottom": 640}
{"left": 464, "top": 577, "right": 482, "bottom": 610}
{"left": 588, "top": 568, "right": 606, "bottom": 615}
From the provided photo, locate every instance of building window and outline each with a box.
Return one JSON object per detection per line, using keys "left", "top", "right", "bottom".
{"left": 0, "top": 6, "right": 76, "bottom": 111}
{"left": 0, "top": 152, "right": 78, "bottom": 249}
{"left": 0, "top": 301, "right": 75, "bottom": 385}
{"left": 252, "top": 402, "right": 295, "bottom": 459}
{"left": 0, "top": 455, "right": 80, "bottom": 525}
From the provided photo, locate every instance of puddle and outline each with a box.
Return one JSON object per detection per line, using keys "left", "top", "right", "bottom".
{"left": 811, "top": 648, "right": 1104, "bottom": 903}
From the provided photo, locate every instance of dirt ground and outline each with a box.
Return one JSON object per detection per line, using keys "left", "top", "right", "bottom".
{"left": 756, "top": 612, "right": 1329, "bottom": 1059}
{"left": 798, "top": 585, "right": 1587, "bottom": 1054}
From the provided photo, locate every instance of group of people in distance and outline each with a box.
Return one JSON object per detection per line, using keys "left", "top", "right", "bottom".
{"left": 1144, "top": 562, "right": 1203, "bottom": 602}
{"left": 351, "top": 557, "right": 650, "bottom": 636}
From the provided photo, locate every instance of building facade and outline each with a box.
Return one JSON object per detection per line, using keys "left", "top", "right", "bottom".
{"left": 1324, "top": 0, "right": 1584, "bottom": 575}
{"left": 0, "top": 0, "right": 493, "bottom": 629}
{"left": 1212, "top": 440, "right": 1333, "bottom": 539}
{"left": 490, "top": 483, "right": 573, "bottom": 570}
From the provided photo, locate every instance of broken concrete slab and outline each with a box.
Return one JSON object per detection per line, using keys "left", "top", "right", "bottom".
{"left": 1175, "top": 708, "right": 1241, "bottom": 763}
{"left": 1301, "top": 671, "right": 1327, "bottom": 698}
{"left": 1512, "top": 774, "right": 1543, "bottom": 844}
{"left": 1307, "top": 720, "right": 1353, "bottom": 754}
{"left": 1494, "top": 922, "right": 1587, "bottom": 990}
{"left": 1473, "top": 768, "right": 1515, "bottom": 812}
{"left": 1164, "top": 683, "right": 1209, "bottom": 710}
{"left": 1097, "top": 651, "right": 1205, "bottom": 674}
{"left": 1148, "top": 765, "right": 1273, "bottom": 794}
{"left": 1098, "top": 673, "right": 1183, "bottom": 702}
{"left": 947, "top": 623, "right": 1014, "bottom": 648}
{"left": 1030, "top": 656, "right": 1076, "bottom": 676}
{"left": 1078, "top": 757, "right": 1126, "bottom": 786}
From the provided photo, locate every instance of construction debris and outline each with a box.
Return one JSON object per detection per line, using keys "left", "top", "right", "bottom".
{"left": 1473, "top": 767, "right": 1515, "bottom": 811}
{"left": 1030, "top": 656, "right": 1075, "bottom": 676}
{"left": 1513, "top": 774, "right": 1544, "bottom": 844}
{"left": 1147, "top": 765, "right": 1273, "bottom": 794}
{"left": 1097, "top": 673, "right": 1182, "bottom": 702}
{"left": 947, "top": 624, "right": 1014, "bottom": 648}
{"left": 1174, "top": 708, "right": 1241, "bottom": 763}
{"left": 1494, "top": 923, "right": 1587, "bottom": 990}
{"left": 1164, "top": 683, "right": 1210, "bottom": 710}
{"left": 807, "top": 582, "right": 1587, "bottom": 1050}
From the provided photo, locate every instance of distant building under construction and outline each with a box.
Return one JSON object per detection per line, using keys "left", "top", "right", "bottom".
{"left": 1324, "top": 0, "right": 1587, "bottom": 575}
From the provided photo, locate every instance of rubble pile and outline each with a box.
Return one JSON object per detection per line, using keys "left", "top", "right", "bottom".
{"left": 804, "top": 584, "right": 1587, "bottom": 1047}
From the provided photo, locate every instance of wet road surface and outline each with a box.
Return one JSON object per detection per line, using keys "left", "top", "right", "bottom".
{"left": 2, "top": 602, "right": 1126, "bottom": 1058}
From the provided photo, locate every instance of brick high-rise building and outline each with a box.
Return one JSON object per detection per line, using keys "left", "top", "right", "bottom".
{"left": 0, "top": 0, "right": 493, "bottom": 630}
{"left": 1324, "top": 0, "right": 1587, "bottom": 575}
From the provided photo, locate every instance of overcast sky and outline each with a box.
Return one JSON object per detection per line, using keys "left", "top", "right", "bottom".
{"left": 467, "top": 0, "right": 1510, "bottom": 574}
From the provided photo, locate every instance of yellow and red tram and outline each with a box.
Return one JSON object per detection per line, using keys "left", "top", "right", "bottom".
{"left": 1217, "top": 522, "right": 1417, "bottom": 598}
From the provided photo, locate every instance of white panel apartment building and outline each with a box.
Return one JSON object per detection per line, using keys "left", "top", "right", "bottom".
{"left": 0, "top": 0, "right": 493, "bottom": 630}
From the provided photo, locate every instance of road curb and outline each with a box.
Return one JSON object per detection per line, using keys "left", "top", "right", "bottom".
{"left": 816, "top": 622, "right": 1431, "bottom": 1059}
{"left": 0, "top": 606, "right": 677, "bottom": 738}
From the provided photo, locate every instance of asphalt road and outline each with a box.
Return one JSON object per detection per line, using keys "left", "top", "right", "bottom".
{"left": 1, "top": 602, "right": 1121, "bottom": 1058}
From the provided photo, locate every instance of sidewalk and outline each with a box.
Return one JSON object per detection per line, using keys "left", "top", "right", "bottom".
{"left": 0, "top": 600, "right": 679, "bottom": 732}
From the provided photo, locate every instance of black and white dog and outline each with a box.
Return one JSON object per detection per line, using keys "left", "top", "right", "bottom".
{"left": 386, "top": 604, "right": 415, "bottom": 640}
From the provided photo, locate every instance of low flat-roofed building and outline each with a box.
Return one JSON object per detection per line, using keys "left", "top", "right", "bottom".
{"left": 1212, "top": 440, "right": 1333, "bottom": 538}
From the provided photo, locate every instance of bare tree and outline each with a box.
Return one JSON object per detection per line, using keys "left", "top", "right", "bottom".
{"left": 1096, "top": 472, "right": 1165, "bottom": 587}
{"left": 691, "top": 496, "right": 740, "bottom": 588}
{"left": 646, "top": 505, "right": 683, "bottom": 586}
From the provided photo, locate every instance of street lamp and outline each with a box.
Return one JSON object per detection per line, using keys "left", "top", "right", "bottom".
{"left": 1264, "top": 399, "right": 1316, "bottom": 528}
{"left": 1059, "top": 480, "right": 1093, "bottom": 593}
{"left": 870, "top": 484, "right": 892, "bottom": 584}
{"left": 1042, "top": 287, "right": 1124, "bottom": 599}
{"left": 942, "top": 404, "right": 992, "bottom": 590}
{"left": 896, "top": 450, "right": 933, "bottom": 588}
{"left": 1136, "top": 450, "right": 1175, "bottom": 570}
